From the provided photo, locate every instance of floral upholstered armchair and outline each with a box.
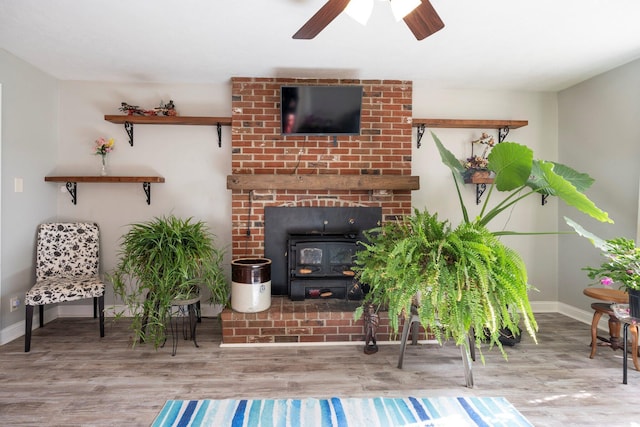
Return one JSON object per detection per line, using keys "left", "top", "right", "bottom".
{"left": 24, "top": 222, "right": 105, "bottom": 352}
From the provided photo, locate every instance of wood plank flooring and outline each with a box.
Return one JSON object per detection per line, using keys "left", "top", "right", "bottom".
{"left": 1, "top": 313, "right": 638, "bottom": 426}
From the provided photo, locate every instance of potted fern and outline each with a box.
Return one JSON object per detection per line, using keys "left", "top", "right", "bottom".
{"left": 354, "top": 132, "right": 612, "bottom": 361}
{"left": 111, "top": 215, "right": 229, "bottom": 349}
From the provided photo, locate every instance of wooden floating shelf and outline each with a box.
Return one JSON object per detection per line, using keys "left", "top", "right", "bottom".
{"left": 45, "top": 176, "right": 165, "bottom": 183}
{"left": 104, "top": 115, "right": 231, "bottom": 126}
{"left": 412, "top": 119, "right": 528, "bottom": 129}
{"left": 45, "top": 175, "right": 165, "bottom": 205}
{"left": 463, "top": 172, "right": 494, "bottom": 184}
{"left": 104, "top": 115, "right": 232, "bottom": 147}
{"left": 226, "top": 175, "right": 420, "bottom": 191}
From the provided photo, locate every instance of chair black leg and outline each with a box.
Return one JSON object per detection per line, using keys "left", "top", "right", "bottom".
{"left": 98, "top": 295, "right": 105, "bottom": 338}
{"left": 25, "top": 305, "right": 34, "bottom": 352}
{"left": 39, "top": 305, "right": 44, "bottom": 328}
{"left": 93, "top": 297, "right": 98, "bottom": 318}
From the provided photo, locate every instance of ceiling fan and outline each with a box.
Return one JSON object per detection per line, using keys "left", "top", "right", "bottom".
{"left": 292, "top": 0, "right": 444, "bottom": 41}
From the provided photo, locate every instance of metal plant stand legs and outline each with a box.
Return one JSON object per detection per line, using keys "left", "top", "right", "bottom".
{"left": 397, "top": 312, "right": 474, "bottom": 388}
{"left": 165, "top": 297, "right": 200, "bottom": 356}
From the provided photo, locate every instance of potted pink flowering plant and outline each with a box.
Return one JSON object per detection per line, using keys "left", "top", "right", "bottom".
{"left": 94, "top": 137, "right": 115, "bottom": 176}
{"left": 584, "top": 237, "right": 640, "bottom": 317}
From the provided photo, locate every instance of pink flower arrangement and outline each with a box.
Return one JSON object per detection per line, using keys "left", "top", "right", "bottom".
{"left": 94, "top": 137, "right": 115, "bottom": 156}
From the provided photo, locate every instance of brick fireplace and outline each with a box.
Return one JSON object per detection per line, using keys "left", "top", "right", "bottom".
{"left": 222, "top": 77, "right": 423, "bottom": 344}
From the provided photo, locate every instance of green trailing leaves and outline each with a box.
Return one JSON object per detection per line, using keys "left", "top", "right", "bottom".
{"left": 354, "top": 210, "right": 538, "bottom": 361}
{"left": 355, "top": 133, "right": 613, "bottom": 364}
{"left": 110, "top": 215, "right": 228, "bottom": 349}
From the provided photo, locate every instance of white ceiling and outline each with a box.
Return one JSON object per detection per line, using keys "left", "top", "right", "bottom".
{"left": 2, "top": 0, "right": 640, "bottom": 92}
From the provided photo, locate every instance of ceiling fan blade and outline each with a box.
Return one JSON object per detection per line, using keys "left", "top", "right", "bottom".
{"left": 403, "top": 0, "right": 445, "bottom": 41}
{"left": 293, "top": 0, "right": 351, "bottom": 39}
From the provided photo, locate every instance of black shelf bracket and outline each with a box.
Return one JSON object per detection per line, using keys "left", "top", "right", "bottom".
{"left": 416, "top": 124, "right": 426, "bottom": 149}
{"left": 59, "top": 181, "right": 155, "bottom": 205}
{"left": 475, "top": 183, "right": 487, "bottom": 205}
{"left": 65, "top": 182, "right": 77, "bottom": 205}
{"left": 124, "top": 121, "right": 134, "bottom": 146}
{"left": 498, "top": 126, "right": 510, "bottom": 143}
{"left": 143, "top": 182, "right": 151, "bottom": 205}
{"left": 541, "top": 194, "right": 549, "bottom": 206}
{"left": 216, "top": 123, "right": 222, "bottom": 148}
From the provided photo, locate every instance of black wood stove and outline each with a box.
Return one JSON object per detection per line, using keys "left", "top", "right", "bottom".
{"left": 264, "top": 206, "right": 381, "bottom": 300}
{"left": 287, "top": 232, "right": 363, "bottom": 301}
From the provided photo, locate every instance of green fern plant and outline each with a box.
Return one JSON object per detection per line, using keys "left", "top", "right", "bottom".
{"left": 354, "top": 132, "right": 613, "bottom": 360}
{"left": 111, "top": 215, "right": 229, "bottom": 349}
{"left": 354, "top": 210, "right": 535, "bottom": 359}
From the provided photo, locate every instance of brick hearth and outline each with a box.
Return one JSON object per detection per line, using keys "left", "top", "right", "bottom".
{"left": 220, "top": 297, "right": 427, "bottom": 345}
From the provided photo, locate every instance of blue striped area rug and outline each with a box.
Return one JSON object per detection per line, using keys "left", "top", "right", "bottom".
{"left": 152, "top": 396, "right": 533, "bottom": 427}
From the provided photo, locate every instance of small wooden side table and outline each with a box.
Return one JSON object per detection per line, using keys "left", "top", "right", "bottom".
{"left": 583, "top": 288, "right": 629, "bottom": 354}
{"left": 583, "top": 287, "right": 628, "bottom": 303}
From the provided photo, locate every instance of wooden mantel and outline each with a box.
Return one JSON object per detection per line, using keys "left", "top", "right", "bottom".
{"left": 226, "top": 175, "right": 420, "bottom": 191}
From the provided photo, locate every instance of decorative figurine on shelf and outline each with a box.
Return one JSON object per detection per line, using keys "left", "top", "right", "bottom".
{"left": 363, "top": 303, "right": 379, "bottom": 354}
{"left": 461, "top": 132, "right": 497, "bottom": 184}
{"left": 94, "top": 137, "right": 115, "bottom": 176}
{"left": 119, "top": 102, "right": 144, "bottom": 116}
{"left": 462, "top": 132, "right": 495, "bottom": 171}
{"left": 154, "top": 99, "right": 177, "bottom": 116}
{"left": 118, "top": 100, "right": 177, "bottom": 117}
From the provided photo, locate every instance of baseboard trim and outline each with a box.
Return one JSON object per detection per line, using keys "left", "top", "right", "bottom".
{"left": 0, "top": 301, "right": 608, "bottom": 346}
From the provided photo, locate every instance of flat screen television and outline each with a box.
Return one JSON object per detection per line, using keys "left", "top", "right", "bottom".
{"left": 281, "top": 85, "right": 363, "bottom": 136}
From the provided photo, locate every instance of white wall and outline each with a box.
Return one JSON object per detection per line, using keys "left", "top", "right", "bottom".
{"left": 48, "top": 83, "right": 566, "bottom": 319}
{"left": 54, "top": 82, "right": 563, "bottom": 315}
{"left": 0, "top": 49, "right": 58, "bottom": 341}
{"left": 558, "top": 58, "right": 640, "bottom": 310}
{"left": 411, "top": 87, "right": 560, "bottom": 302}
{"left": 4, "top": 54, "right": 627, "bottom": 342}
{"left": 55, "top": 81, "right": 233, "bottom": 312}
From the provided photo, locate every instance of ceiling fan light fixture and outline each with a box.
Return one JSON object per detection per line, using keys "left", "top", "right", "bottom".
{"left": 390, "top": 0, "right": 421, "bottom": 21}
{"left": 345, "top": 0, "right": 374, "bottom": 25}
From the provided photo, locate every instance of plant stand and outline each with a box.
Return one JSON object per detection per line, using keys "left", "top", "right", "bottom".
{"left": 165, "top": 296, "right": 200, "bottom": 356}
{"left": 397, "top": 310, "right": 475, "bottom": 388}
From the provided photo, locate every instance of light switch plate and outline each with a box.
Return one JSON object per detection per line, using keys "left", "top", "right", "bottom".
{"left": 14, "top": 178, "right": 23, "bottom": 193}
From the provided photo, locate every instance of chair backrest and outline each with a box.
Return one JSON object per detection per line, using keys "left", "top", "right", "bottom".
{"left": 36, "top": 222, "right": 100, "bottom": 281}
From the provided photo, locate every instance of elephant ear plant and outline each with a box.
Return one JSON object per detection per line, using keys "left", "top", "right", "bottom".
{"left": 111, "top": 215, "right": 228, "bottom": 349}
{"left": 354, "top": 132, "right": 612, "bottom": 361}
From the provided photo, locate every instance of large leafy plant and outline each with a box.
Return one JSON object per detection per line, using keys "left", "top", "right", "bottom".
{"left": 433, "top": 133, "right": 611, "bottom": 230}
{"left": 354, "top": 132, "right": 612, "bottom": 359}
{"left": 355, "top": 210, "right": 534, "bottom": 359}
{"left": 111, "top": 215, "right": 229, "bottom": 349}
